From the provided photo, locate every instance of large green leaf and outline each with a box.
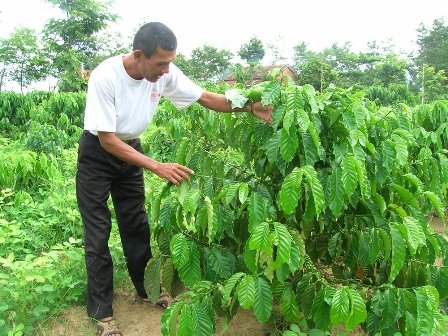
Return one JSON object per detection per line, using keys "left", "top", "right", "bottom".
{"left": 345, "top": 288, "right": 367, "bottom": 331}
{"left": 170, "top": 233, "right": 190, "bottom": 269}
{"left": 391, "top": 133, "right": 408, "bottom": 166}
{"left": 178, "top": 305, "right": 194, "bottom": 336}
{"left": 248, "top": 192, "right": 267, "bottom": 233}
{"left": 330, "top": 287, "right": 350, "bottom": 325}
{"left": 144, "top": 257, "right": 161, "bottom": 304}
{"left": 415, "top": 287, "right": 436, "bottom": 336}
{"left": 249, "top": 221, "right": 272, "bottom": 256}
{"left": 341, "top": 155, "right": 357, "bottom": 198}
{"left": 261, "top": 81, "right": 281, "bottom": 106}
{"left": 161, "top": 301, "right": 183, "bottom": 336}
{"left": 207, "top": 246, "right": 232, "bottom": 279}
{"left": 280, "top": 173, "right": 301, "bottom": 215}
{"left": 328, "top": 167, "right": 344, "bottom": 217}
{"left": 237, "top": 274, "right": 255, "bottom": 309}
{"left": 424, "top": 191, "right": 445, "bottom": 219}
{"left": 253, "top": 276, "right": 273, "bottom": 324}
{"left": 301, "top": 165, "right": 326, "bottom": 218}
{"left": 389, "top": 225, "right": 406, "bottom": 282}
{"left": 392, "top": 184, "right": 419, "bottom": 208}
{"left": 265, "top": 129, "right": 281, "bottom": 163}
{"left": 280, "top": 283, "right": 301, "bottom": 322}
{"left": 191, "top": 302, "right": 215, "bottom": 336}
{"left": 280, "top": 127, "right": 298, "bottom": 163}
{"left": 178, "top": 241, "right": 201, "bottom": 287}
{"left": 379, "top": 289, "right": 400, "bottom": 329}
{"left": 222, "top": 272, "right": 245, "bottom": 302}
{"left": 270, "top": 222, "right": 291, "bottom": 269}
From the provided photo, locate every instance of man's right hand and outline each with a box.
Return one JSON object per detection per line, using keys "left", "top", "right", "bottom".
{"left": 153, "top": 162, "right": 194, "bottom": 185}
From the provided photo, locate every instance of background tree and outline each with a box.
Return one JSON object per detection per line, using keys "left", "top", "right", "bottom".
{"left": 266, "top": 32, "right": 287, "bottom": 65}
{"left": 296, "top": 57, "right": 338, "bottom": 91}
{"left": 415, "top": 17, "right": 448, "bottom": 76}
{"left": 187, "top": 45, "right": 233, "bottom": 82}
{"left": 42, "top": 0, "right": 118, "bottom": 92}
{"left": 238, "top": 36, "right": 265, "bottom": 64}
{"left": 418, "top": 64, "right": 448, "bottom": 103}
{"left": 173, "top": 52, "right": 193, "bottom": 77}
{"left": 0, "top": 27, "right": 49, "bottom": 92}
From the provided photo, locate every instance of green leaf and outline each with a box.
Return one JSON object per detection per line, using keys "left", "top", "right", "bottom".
{"left": 225, "top": 183, "right": 240, "bottom": 205}
{"left": 391, "top": 133, "right": 408, "bottom": 166}
{"left": 225, "top": 88, "right": 248, "bottom": 108}
{"left": 261, "top": 81, "right": 282, "bottom": 106}
{"left": 222, "top": 272, "right": 245, "bottom": 302}
{"left": 330, "top": 287, "right": 350, "bottom": 325}
{"left": 379, "top": 289, "right": 400, "bottom": 329}
{"left": 280, "top": 127, "right": 298, "bottom": 163}
{"left": 341, "top": 155, "right": 357, "bottom": 198}
{"left": 204, "top": 196, "right": 215, "bottom": 242}
{"left": 178, "top": 305, "right": 194, "bottom": 335}
{"left": 238, "top": 183, "right": 249, "bottom": 204}
{"left": 415, "top": 287, "right": 436, "bottom": 335}
{"left": 237, "top": 274, "right": 256, "bottom": 309}
{"left": 424, "top": 191, "right": 445, "bottom": 219}
{"left": 248, "top": 192, "right": 267, "bottom": 233}
{"left": 270, "top": 222, "right": 291, "bottom": 269}
{"left": 312, "top": 289, "right": 331, "bottom": 330}
{"left": 207, "top": 246, "right": 232, "bottom": 279}
{"left": 392, "top": 184, "right": 419, "bottom": 208}
{"left": 345, "top": 288, "right": 367, "bottom": 331}
{"left": 389, "top": 225, "right": 406, "bottom": 282}
{"left": 170, "top": 233, "right": 190, "bottom": 269}
{"left": 280, "top": 283, "right": 301, "bottom": 322}
{"left": 178, "top": 241, "right": 201, "bottom": 287}
{"left": 280, "top": 173, "right": 301, "bottom": 215}
{"left": 144, "top": 257, "right": 161, "bottom": 303}
{"left": 253, "top": 276, "right": 272, "bottom": 324}
{"left": 301, "top": 165, "right": 326, "bottom": 218}
{"left": 191, "top": 302, "right": 215, "bottom": 336}
{"left": 183, "top": 189, "right": 200, "bottom": 214}
{"left": 249, "top": 221, "right": 272, "bottom": 256}
{"left": 328, "top": 167, "right": 344, "bottom": 217}
{"left": 266, "top": 129, "right": 281, "bottom": 163}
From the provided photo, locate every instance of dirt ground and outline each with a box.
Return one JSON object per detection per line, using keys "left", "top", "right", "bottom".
{"left": 41, "top": 216, "right": 447, "bottom": 336}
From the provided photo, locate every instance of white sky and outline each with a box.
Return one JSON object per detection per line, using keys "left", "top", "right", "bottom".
{"left": 0, "top": 0, "right": 448, "bottom": 90}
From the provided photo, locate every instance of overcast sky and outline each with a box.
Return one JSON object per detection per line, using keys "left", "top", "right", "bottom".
{"left": 0, "top": 0, "right": 447, "bottom": 90}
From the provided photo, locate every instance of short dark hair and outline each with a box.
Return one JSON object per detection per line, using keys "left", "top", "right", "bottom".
{"left": 133, "top": 22, "right": 177, "bottom": 58}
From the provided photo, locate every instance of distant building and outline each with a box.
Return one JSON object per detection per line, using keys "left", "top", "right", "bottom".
{"left": 223, "top": 64, "right": 298, "bottom": 86}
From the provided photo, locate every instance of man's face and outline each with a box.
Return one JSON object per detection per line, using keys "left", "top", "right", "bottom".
{"left": 136, "top": 46, "right": 176, "bottom": 82}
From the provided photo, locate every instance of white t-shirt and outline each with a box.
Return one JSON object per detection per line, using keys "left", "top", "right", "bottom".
{"left": 83, "top": 55, "right": 203, "bottom": 140}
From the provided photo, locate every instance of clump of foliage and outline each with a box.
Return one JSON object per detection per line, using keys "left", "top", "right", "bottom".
{"left": 144, "top": 78, "right": 448, "bottom": 335}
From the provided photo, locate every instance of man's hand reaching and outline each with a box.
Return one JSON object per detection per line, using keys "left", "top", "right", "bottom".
{"left": 153, "top": 162, "right": 194, "bottom": 185}
{"left": 252, "top": 101, "right": 274, "bottom": 124}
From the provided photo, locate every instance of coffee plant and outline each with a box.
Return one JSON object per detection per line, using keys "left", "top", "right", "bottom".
{"left": 144, "top": 79, "right": 448, "bottom": 335}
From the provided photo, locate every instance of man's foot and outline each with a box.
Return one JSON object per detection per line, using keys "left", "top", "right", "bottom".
{"left": 141, "top": 293, "right": 175, "bottom": 311}
{"left": 97, "top": 317, "right": 122, "bottom": 336}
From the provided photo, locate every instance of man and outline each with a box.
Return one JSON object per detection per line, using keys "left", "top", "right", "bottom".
{"left": 76, "top": 22, "right": 273, "bottom": 336}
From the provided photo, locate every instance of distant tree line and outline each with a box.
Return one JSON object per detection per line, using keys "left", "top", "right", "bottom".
{"left": 0, "top": 0, "right": 447, "bottom": 104}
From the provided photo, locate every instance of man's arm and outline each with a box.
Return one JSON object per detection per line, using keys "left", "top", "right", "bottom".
{"left": 97, "top": 131, "right": 193, "bottom": 185}
{"left": 197, "top": 91, "right": 273, "bottom": 124}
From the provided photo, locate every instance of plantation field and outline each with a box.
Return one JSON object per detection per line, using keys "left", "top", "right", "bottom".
{"left": 2, "top": 83, "right": 448, "bottom": 336}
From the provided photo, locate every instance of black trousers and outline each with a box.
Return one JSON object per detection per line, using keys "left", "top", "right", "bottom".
{"left": 76, "top": 131, "right": 152, "bottom": 319}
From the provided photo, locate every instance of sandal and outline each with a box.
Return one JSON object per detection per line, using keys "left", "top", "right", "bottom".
{"left": 97, "top": 318, "right": 122, "bottom": 336}
{"left": 142, "top": 293, "right": 175, "bottom": 311}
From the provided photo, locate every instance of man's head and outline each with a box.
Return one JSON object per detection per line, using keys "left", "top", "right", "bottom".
{"left": 133, "top": 22, "right": 177, "bottom": 58}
